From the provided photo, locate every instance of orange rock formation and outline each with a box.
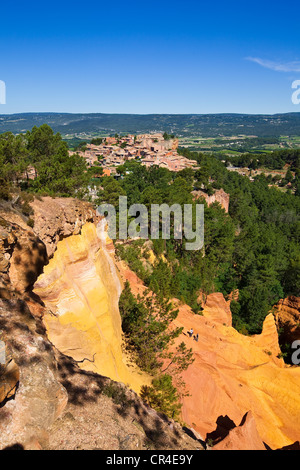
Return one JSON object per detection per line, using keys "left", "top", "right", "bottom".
{"left": 274, "top": 296, "right": 300, "bottom": 343}
{"left": 212, "top": 411, "right": 266, "bottom": 450}
{"left": 9, "top": 196, "right": 296, "bottom": 451}
{"left": 117, "top": 264, "right": 300, "bottom": 450}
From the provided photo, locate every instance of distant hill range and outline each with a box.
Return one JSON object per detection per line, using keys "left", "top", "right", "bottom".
{"left": 1, "top": 112, "right": 300, "bottom": 137}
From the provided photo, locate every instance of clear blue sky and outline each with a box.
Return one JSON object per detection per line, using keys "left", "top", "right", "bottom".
{"left": 1, "top": 0, "right": 300, "bottom": 114}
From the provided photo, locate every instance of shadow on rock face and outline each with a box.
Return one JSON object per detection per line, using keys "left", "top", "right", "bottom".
{"left": 278, "top": 441, "right": 300, "bottom": 450}
{"left": 2, "top": 443, "right": 24, "bottom": 450}
{"left": 206, "top": 414, "right": 236, "bottom": 444}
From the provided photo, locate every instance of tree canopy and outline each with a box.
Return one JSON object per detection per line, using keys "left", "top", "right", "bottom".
{"left": 0, "top": 124, "right": 89, "bottom": 198}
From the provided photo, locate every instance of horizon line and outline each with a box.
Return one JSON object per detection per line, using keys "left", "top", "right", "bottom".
{"left": 1, "top": 111, "right": 300, "bottom": 117}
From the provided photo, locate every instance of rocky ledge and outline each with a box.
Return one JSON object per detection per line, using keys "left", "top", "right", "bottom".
{"left": 0, "top": 198, "right": 204, "bottom": 450}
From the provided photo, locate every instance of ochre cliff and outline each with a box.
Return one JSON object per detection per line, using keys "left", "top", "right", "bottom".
{"left": 117, "top": 264, "right": 300, "bottom": 450}
{"left": 1, "top": 197, "right": 299, "bottom": 450}
{"left": 34, "top": 221, "right": 149, "bottom": 393}
{"left": 175, "top": 302, "right": 300, "bottom": 450}
{"left": 0, "top": 199, "right": 200, "bottom": 450}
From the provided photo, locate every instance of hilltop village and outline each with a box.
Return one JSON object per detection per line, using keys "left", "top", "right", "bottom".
{"left": 70, "top": 133, "right": 199, "bottom": 176}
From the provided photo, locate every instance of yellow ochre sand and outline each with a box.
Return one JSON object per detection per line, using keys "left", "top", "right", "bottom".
{"left": 34, "top": 222, "right": 150, "bottom": 393}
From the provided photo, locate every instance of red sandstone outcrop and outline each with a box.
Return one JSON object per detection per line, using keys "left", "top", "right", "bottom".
{"left": 192, "top": 188, "right": 230, "bottom": 212}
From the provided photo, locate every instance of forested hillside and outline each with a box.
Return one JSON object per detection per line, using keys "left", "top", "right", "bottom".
{"left": 1, "top": 112, "right": 300, "bottom": 136}
{"left": 99, "top": 154, "right": 300, "bottom": 334}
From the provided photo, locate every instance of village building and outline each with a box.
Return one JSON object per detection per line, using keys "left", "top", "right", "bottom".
{"left": 70, "top": 133, "right": 199, "bottom": 174}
